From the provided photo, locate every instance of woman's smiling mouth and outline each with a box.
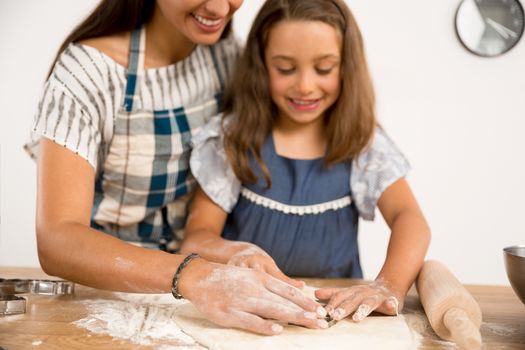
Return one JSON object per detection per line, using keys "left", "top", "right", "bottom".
{"left": 192, "top": 13, "right": 224, "bottom": 32}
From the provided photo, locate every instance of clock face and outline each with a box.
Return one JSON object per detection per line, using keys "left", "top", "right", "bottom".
{"left": 456, "top": 0, "right": 525, "bottom": 57}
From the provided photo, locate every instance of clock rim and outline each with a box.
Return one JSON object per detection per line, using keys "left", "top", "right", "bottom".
{"left": 454, "top": 0, "right": 525, "bottom": 57}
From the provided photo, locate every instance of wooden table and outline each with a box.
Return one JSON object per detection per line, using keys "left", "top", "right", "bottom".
{"left": 0, "top": 267, "right": 524, "bottom": 349}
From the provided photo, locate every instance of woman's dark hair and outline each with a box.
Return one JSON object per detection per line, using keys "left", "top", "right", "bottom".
{"left": 47, "top": 0, "right": 232, "bottom": 77}
{"left": 222, "top": 0, "right": 376, "bottom": 187}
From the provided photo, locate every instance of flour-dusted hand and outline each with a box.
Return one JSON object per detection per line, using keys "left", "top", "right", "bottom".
{"left": 315, "top": 278, "right": 403, "bottom": 322}
{"left": 179, "top": 260, "right": 328, "bottom": 335}
{"left": 227, "top": 245, "right": 305, "bottom": 289}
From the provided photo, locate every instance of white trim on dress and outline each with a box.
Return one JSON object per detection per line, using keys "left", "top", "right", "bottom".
{"left": 240, "top": 187, "right": 352, "bottom": 216}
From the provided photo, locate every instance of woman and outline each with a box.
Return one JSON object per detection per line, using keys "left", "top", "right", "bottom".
{"left": 26, "top": 0, "right": 325, "bottom": 335}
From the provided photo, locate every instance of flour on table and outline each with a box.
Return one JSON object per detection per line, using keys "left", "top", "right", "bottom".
{"left": 73, "top": 293, "right": 200, "bottom": 349}
{"left": 481, "top": 321, "right": 519, "bottom": 336}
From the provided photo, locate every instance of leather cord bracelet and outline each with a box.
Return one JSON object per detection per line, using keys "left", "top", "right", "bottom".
{"left": 171, "top": 253, "right": 200, "bottom": 299}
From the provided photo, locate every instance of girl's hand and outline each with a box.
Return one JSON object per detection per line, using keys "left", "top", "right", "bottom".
{"left": 314, "top": 278, "right": 403, "bottom": 322}
{"left": 180, "top": 260, "right": 328, "bottom": 335}
{"left": 227, "top": 246, "right": 305, "bottom": 289}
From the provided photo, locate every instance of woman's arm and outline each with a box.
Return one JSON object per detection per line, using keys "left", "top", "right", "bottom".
{"left": 316, "top": 178, "right": 430, "bottom": 321}
{"left": 37, "top": 138, "right": 180, "bottom": 292}
{"left": 36, "top": 138, "right": 325, "bottom": 333}
{"left": 182, "top": 187, "right": 304, "bottom": 288}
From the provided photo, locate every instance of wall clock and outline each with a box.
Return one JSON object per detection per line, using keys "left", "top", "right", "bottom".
{"left": 455, "top": 0, "right": 525, "bottom": 57}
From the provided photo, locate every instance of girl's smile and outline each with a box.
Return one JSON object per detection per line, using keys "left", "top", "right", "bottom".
{"left": 287, "top": 97, "right": 322, "bottom": 112}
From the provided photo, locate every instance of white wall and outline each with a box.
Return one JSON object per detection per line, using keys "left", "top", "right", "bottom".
{"left": 1, "top": 0, "right": 523, "bottom": 285}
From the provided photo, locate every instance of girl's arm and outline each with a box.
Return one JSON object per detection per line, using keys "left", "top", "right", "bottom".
{"left": 316, "top": 178, "right": 431, "bottom": 321}
{"left": 180, "top": 186, "right": 247, "bottom": 263}
{"left": 181, "top": 187, "right": 304, "bottom": 288}
{"left": 37, "top": 139, "right": 325, "bottom": 333}
{"left": 375, "top": 177, "right": 431, "bottom": 302}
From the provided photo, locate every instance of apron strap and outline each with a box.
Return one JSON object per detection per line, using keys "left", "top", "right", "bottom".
{"left": 123, "top": 26, "right": 146, "bottom": 112}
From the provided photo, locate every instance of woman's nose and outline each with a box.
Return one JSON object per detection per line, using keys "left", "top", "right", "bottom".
{"left": 203, "top": 0, "right": 231, "bottom": 17}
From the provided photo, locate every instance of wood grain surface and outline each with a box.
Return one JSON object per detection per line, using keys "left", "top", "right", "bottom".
{"left": 1, "top": 267, "right": 524, "bottom": 350}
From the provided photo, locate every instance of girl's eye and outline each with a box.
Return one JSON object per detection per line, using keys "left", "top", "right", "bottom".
{"left": 276, "top": 67, "right": 295, "bottom": 75}
{"left": 316, "top": 67, "right": 333, "bottom": 75}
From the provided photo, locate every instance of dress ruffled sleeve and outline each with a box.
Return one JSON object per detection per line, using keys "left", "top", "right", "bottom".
{"left": 351, "top": 127, "right": 411, "bottom": 221}
{"left": 190, "top": 115, "right": 241, "bottom": 212}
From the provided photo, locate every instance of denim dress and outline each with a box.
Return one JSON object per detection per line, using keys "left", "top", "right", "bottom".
{"left": 190, "top": 115, "right": 410, "bottom": 277}
{"left": 223, "top": 135, "right": 362, "bottom": 278}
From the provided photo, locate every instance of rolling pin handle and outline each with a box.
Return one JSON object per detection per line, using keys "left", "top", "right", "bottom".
{"left": 443, "top": 307, "right": 482, "bottom": 350}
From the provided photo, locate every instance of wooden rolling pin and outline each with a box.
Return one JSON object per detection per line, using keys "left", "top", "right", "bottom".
{"left": 416, "top": 260, "right": 483, "bottom": 349}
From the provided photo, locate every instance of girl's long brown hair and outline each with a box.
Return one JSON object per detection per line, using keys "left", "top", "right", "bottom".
{"left": 222, "top": 0, "right": 376, "bottom": 187}
{"left": 47, "top": 0, "right": 232, "bottom": 78}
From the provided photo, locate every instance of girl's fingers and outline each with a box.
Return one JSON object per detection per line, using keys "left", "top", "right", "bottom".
{"left": 374, "top": 296, "right": 400, "bottom": 316}
{"left": 318, "top": 285, "right": 403, "bottom": 320}
{"left": 324, "top": 289, "right": 358, "bottom": 316}
{"left": 314, "top": 287, "right": 339, "bottom": 301}
{"left": 352, "top": 295, "right": 383, "bottom": 322}
{"left": 330, "top": 295, "right": 363, "bottom": 321}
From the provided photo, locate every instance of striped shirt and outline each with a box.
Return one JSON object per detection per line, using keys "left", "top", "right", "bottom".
{"left": 27, "top": 35, "right": 240, "bottom": 172}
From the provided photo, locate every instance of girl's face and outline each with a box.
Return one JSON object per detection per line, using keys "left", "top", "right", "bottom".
{"left": 156, "top": 0, "right": 243, "bottom": 45}
{"left": 264, "top": 20, "right": 342, "bottom": 127}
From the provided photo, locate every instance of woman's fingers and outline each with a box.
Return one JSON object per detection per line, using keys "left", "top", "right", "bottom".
{"left": 265, "top": 277, "right": 326, "bottom": 317}
{"left": 185, "top": 263, "right": 329, "bottom": 335}
{"left": 217, "top": 300, "right": 327, "bottom": 335}
{"left": 231, "top": 254, "right": 305, "bottom": 289}
{"left": 247, "top": 298, "right": 327, "bottom": 330}
{"left": 224, "top": 310, "right": 285, "bottom": 335}
{"left": 264, "top": 262, "right": 305, "bottom": 289}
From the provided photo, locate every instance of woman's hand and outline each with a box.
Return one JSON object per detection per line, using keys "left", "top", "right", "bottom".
{"left": 179, "top": 260, "right": 328, "bottom": 335}
{"left": 227, "top": 245, "right": 305, "bottom": 289}
{"left": 315, "top": 278, "right": 403, "bottom": 322}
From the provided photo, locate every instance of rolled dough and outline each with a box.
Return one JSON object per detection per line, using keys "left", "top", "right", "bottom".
{"left": 171, "top": 286, "right": 421, "bottom": 350}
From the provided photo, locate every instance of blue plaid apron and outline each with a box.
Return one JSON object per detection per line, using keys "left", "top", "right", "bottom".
{"left": 91, "top": 26, "right": 223, "bottom": 251}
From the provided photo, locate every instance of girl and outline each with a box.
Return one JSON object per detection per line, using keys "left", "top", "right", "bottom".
{"left": 26, "top": 0, "right": 326, "bottom": 335}
{"left": 182, "top": 0, "right": 431, "bottom": 323}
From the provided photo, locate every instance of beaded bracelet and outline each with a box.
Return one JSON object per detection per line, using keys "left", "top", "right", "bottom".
{"left": 171, "top": 253, "right": 200, "bottom": 299}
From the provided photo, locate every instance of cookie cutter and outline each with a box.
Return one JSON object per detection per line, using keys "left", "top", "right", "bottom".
{"left": 325, "top": 314, "right": 337, "bottom": 327}
{"left": 0, "top": 295, "right": 26, "bottom": 316}
{"left": 316, "top": 298, "right": 338, "bottom": 327}
{"left": 0, "top": 278, "right": 75, "bottom": 316}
